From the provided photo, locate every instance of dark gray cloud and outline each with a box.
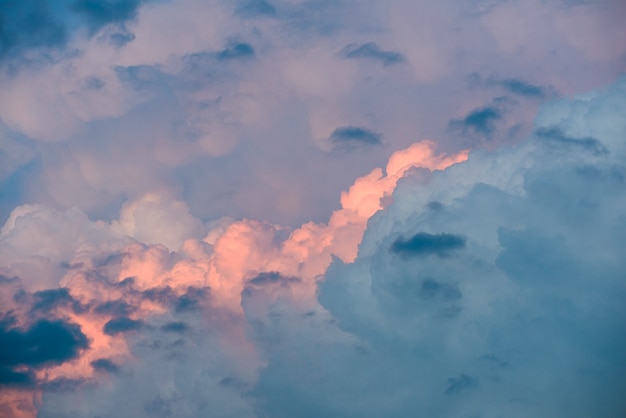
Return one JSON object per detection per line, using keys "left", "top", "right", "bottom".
{"left": 0, "top": 319, "right": 88, "bottom": 387}
{"left": 91, "top": 358, "right": 120, "bottom": 374}
{"left": 426, "top": 201, "right": 444, "bottom": 211}
{"left": 173, "top": 287, "right": 208, "bottom": 313}
{"left": 449, "top": 106, "right": 502, "bottom": 137}
{"left": 466, "top": 73, "right": 554, "bottom": 99}
{"left": 159, "top": 321, "right": 190, "bottom": 333}
{"left": 0, "top": 0, "right": 67, "bottom": 60}
{"left": 103, "top": 317, "right": 145, "bottom": 335}
{"left": 0, "top": 366, "right": 33, "bottom": 387}
{"left": 341, "top": 42, "right": 405, "bottom": 66}
{"left": 468, "top": 73, "right": 549, "bottom": 98}
{"left": 329, "top": 126, "right": 382, "bottom": 151}
{"left": 141, "top": 286, "right": 177, "bottom": 305}
{"left": 535, "top": 127, "right": 609, "bottom": 156}
{"left": 499, "top": 78, "right": 546, "bottom": 98}
{"left": 248, "top": 271, "right": 299, "bottom": 286}
{"left": 71, "top": 0, "right": 141, "bottom": 31}
{"left": 93, "top": 300, "right": 136, "bottom": 317}
{"left": 0, "top": 0, "right": 142, "bottom": 61}
{"left": 31, "top": 288, "right": 80, "bottom": 313}
{"left": 390, "top": 232, "right": 466, "bottom": 257}
{"left": 140, "top": 286, "right": 208, "bottom": 313}
{"left": 217, "top": 43, "right": 255, "bottom": 61}
{"left": 39, "top": 377, "right": 85, "bottom": 392}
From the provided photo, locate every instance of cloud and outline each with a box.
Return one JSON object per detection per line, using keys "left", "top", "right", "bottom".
{"left": 0, "top": 130, "right": 465, "bottom": 416}
{"left": 159, "top": 321, "right": 189, "bottom": 333}
{"left": 468, "top": 73, "right": 550, "bottom": 99}
{"left": 0, "top": 319, "right": 88, "bottom": 387}
{"left": 1, "top": 0, "right": 626, "bottom": 416}
{"left": 251, "top": 77, "right": 626, "bottom": 417}
{"left": 217, "top": 42, "right": 255, "bottom": 60}
{"left": 90, "top": 358, "right": 120, "bottom": 374}
{"left": 445, "top": 374, "right": 478, "bottom": 395}
{"left": 449, "top": 105, "right": 502, "bottom": 137}
{"left": 329, "top": 126, "right": 382, "bottom": 151}
{"left": 498, "top": 77, "right": 546, "bottom": 98}
{"left": 535, "top": 127, "right": 608, "bottom": 156}
{"left": 102, "top": 317, "right": 145, "bottom": 335}
{"left": 236, "top": 0, "right": 276, "bottom": 18}
{"left": 341, "top": 42, "right": 405, "bottom": 66}
{"left": 71, "top": 0, "right": 141, "bottom": 31}
{"left": 0, "top": 0, "right": 143, "bottom": 61}
{"left": 93, "top": 300, "right": 136, "bottom": 316}
{"left": 390, "top": 232, "right": 466, "bottom": 257}
{"left": 0, "top": 77, "right": 623, "bottom": 417}
{"left": 0, "top": 1, "right": 68, "bottom": 60}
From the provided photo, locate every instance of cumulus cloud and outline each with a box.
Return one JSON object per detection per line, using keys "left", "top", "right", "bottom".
{"left": 0, "top": 134, "right": 466, "bottom": 417}
{"left": 1, "top": 78, "right": 624, "bottom": 417}
{"left": 0, "top": 0, "right": 623, "bottom": 226}
{"left": 254, "top": 76, "right": 626, "bottom": 418}
{"left": 1, "top": 0, "right": 625, "bottom": 417}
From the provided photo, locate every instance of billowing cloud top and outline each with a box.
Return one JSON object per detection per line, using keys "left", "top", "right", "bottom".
{"left": 1, "top": 0, "right": 625, "bottom": 417}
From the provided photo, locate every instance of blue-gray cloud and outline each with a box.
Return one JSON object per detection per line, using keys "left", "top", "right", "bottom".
{"left": 467, "top": 73, "right": 550, "bottom": 99}
{"left": 0, "top": 318, "right": 88, "bottom": 387}
{"left": 71, "top": 0, "right": 141, "bottom": 31}
{"left": 0, "top": 0, "right": 142, "bottom": 61}
{"left": 217, "top": 42, "right": 255, "bottom": 61}
{"left": 91, "top": 358, "right": 120, "bottom": 374}
{"left": 449, "top": 106, "right": 502, "bottom": 137}
{"left": 0, "top": 0, "right": 68, "bottom": 59}
{"left": 159, "top": 321, "right": 190, "bottom": 333}
{"left": 390, "top": 232, "right": 466, "bottom": 257}
{"left": 499, "top": 78, "right": 546, "bottom": 98}
{"left": 93, "top": 300, "right": 136, "bottom": 317}
{"left": 535, "top": 127, "right": 609, "bottom": 156}
{"left": 329, "top": 126, "right": 382, "bottom": 151}
{"left": 30, "top": 288, "right": 79, "bottom": 313}
{"left": 1, "top": 0, "right": 626, "bottom": 416}
{"left": 236, "top": 0, "right": 276, "bottom": 18}
{"left": 341, "top": 42, "right": 405, "bottom": 66}
{"left": 103, "top": 317, "right": 145, "bottom": 335}
{"left": 248, "top": 77, "right": 626, "bottom": 418}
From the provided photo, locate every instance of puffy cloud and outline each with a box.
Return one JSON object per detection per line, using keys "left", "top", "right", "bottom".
{"left": 250, "top": 76, "right": 626, "bottom": 418}
{"left": 0, "top": 77, "right": 624, "bottom": 416}
{"left": 1, "top": 0, "right": 623, "bottom": 227}
{"left": 0, "top": 133, "right": 465, "bottom": 417}
{"left": 1, "top": 0, "right": 625, "bottom": 416}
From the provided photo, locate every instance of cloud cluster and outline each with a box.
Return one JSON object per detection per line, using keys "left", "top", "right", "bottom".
{"left": 0, "top": 134, "right": 466, "bottom": 416}
{"left": 0, "top": 76, "right": 624, "bottom": 417}
{"left": 1, "top": 0, "right": 625, "bottom": 416}
{"left": 2, "top": 0, "right": 625, "bottom": 227}
{"left": 251, "top": 76, "right": 626, "bottom": 418}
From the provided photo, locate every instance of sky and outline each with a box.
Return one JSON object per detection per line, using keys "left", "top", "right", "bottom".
{"left": 0, "top": 0, "right": 625, "bottom": 417}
